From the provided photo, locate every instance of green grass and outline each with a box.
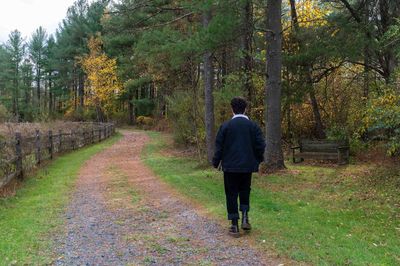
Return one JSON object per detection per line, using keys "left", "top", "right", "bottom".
{"left": 0, "top": 133, "right": 121, "bottom": 265}
{"left": 107, "top": 165, "right": 141, "bottom": 205}
{"left": 142, "top": 131, "right": 400, "bottom": 266}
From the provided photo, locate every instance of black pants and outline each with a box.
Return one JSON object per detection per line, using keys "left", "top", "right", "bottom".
{"left": 223, "top": 172, "right": 252, "bottom": 220}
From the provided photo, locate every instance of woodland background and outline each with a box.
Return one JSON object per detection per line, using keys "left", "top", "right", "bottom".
{"left": 0, "top": 0, "right": 399, "bottom": 166}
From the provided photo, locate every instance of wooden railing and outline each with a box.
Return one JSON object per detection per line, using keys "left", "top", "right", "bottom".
{"left": 0, "top": 123, "right": 116, "bottom": 188}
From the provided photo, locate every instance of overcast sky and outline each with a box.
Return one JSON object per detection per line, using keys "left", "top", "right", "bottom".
{"left": 0, "top": 0, "right": 76, "bottom": 43}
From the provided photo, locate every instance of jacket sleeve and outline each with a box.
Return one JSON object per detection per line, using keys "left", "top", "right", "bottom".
{"left": 254, "top": 124, "right": 266, "bottom": 163}
{"left": 212, "top": 124, "right": 225, "bottom": 168}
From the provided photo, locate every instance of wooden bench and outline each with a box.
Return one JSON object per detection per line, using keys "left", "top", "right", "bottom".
{"left": 291, "top": 139, "right": 350, "bottom": 165}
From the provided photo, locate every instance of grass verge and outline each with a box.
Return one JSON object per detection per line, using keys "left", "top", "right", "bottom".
{"left": 142, "top": 131, "right": 400, "bottom": 266}
{"left": 0, "top": 133, "right": 121, "bottom": 265}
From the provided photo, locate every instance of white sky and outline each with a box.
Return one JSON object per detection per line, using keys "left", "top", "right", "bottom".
{"left": 0, "top": 0, "right": 76, "bottom": 43}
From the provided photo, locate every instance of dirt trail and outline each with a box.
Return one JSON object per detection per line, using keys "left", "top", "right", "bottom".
{"left": 54, "top": 130, "right": 280, "bottom": 265}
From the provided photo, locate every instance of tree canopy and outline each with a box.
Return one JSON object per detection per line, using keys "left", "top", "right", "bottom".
{"left": 0, "top": 0, "right": 399, "bottom": 158}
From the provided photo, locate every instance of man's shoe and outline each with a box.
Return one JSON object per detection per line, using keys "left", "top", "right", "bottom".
{"left": 229, "top": 225, "right": 240, "bottom": 238}
{"left": 241, "top": 211, "right": 252, "bottom": 231}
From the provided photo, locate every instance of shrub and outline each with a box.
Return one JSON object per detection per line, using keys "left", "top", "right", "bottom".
{"left": 136, "top": 116, "right": 154, "bottom": 128}
{"left": 83, "top": 108, "right": 98, "bottom": 121}
{"left": 166, "top": 79, "right": 255, "bottom": 154}
{"left": 110, "top": 111, "right": 130, "bottom": 125}
{"left": 166, "top": 90, "right": 205, "bottom": 148}
{"left": 64, "top": 107, "right": 85, "bottom": 121}
{"left": 133, "top": 98, "right": 155, "bottom": 116}
{"left": 0, "top": 105, "right": 10, "bottom": 122}
{"left": 362, "top": 88, "right": 400, "bottom": 156}
{"left": 326, "top": 124, "right": 349, "bottom": 141}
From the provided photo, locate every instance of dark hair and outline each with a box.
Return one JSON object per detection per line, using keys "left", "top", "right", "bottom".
{"left": 230, "top": 97, "right": 247, "bottom": 114}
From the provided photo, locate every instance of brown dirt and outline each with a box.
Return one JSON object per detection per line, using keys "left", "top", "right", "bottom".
{"left": 54, "top": 130, "right": 282, "bottom": 265}
{"left": 0, "top": 178, "right": 21, "bottom": 197}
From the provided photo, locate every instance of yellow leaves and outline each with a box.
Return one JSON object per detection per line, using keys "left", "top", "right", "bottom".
{"left": 81, "top": 36, "right": 122, "bottom": 116}
{"left": 296, "top": 0, "right": 328, "bottom": 28}
{"left": 362, "top": 89, "right": 400, "bottom": 136}
{"left": 87, "top": 36, "right": 103, "bottom": 56}
{"left": 136, "top": 116, "right": 154, "bottom": 126}
{"left": 285, "top": 0, "right": 330, "bottom": 31}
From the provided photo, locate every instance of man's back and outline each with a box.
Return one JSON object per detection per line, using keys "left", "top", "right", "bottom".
{"left": 213, "top": 97, "right": 266, "bottom": 237}
{"left": 213, "top": 116, "right": 265, "bottom": 173}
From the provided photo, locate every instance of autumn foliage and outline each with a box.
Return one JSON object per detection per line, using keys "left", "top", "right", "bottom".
{"left": 80, "top": 36, "right": 122, "bottom": 121}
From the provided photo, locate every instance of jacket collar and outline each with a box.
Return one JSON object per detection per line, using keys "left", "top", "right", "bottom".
{"left": 232, "top": 114, "right": 249, "bottom": 120}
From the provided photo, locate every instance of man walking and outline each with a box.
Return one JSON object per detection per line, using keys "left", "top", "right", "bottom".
{"left": 212, "top": 97, "right": 266, "bottom": 237}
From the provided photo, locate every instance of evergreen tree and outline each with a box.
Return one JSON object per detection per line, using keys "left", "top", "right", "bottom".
{"left": 5, "top": 30, "right": 25, "bottom": 119}
{"left": 20, "top": 59, "right": 34, "bottom": 120}
{"left": 29, "top": 27, "right": 48, "bottom": 111}
{"left": 202, "top": 2, "right": 215, "bottom": 163}
{"left": 265, "top": 0, "right": 285, "bottom": 170}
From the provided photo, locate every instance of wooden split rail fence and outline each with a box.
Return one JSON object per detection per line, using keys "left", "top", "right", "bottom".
{"left": 0, "top": 123, "right": 116, "bottom": 188}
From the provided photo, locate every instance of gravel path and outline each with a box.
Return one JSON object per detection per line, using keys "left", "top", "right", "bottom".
{"left": 54, "top": 131, "right": 280, "bottom": 265}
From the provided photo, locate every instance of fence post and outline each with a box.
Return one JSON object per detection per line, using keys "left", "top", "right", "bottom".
{"left": 98, "top": 128, "right": 101, "bottom": 141}
{"left": 71, "top": 130, "right": 76, "bottom": 150}
{"left": 92, "top": 127, "right": 95, "bottom": 144}
{"left": 35, "top": 129, "right": 41, "bottom": 165}
{"left": 77, "top": 129, "right": 80, "bottom": 148}
{"left": 82, "top": 130, "right": 86, "bottom": 147}
{"left": 48, "top": 130, "right": 53, "bottom": 160}
{"left": 15, "top": 132, "right": 23, "bottom": 180}
{"left": 80, "top": 129, "right": 84, "bottom": 147}
{"left": 103, "top": 126, "right": 106, "bottom": 140}
{"left": 59, "top": 129, "right": 62, "bottom": 153}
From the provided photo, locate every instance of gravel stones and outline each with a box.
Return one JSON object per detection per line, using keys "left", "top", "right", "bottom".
{"left": 54, "top": 131, "right": 279, "bottom": 266}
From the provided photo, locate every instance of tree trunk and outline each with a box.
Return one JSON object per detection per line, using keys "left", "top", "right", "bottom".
{"left": 265, "top": 0, "right": 285, "bottom": 171}
{"left": 241, "top": 0, "right": 254, "bottom": 104}
{"left": 363, "top": 0, "right": 371, "bottom": 99}
{"left": 74, "top": 73, "right": 78, "bottom": 111}
{"left": 49, "top": 75, "right": 53, "bottom": 114}
{"left": 221, "top": 46, "right": 228, "bottom": 85}
{"left": 309, "top": 86, "right": 326, "bottom": 139}
{"left": 379, "top": 0, "right": 395, "bottom": 84}
{"left": 289, "top": 0, "right": 298, "bottom": 28}
{"left": 203, "top": 7, "right": 215, "bottom": 163}
{"left": 24, "top": 80, "right": 30, "bottom": 106}
{"left": 128, "top": 94, "right": 135, "bottom": 125}
{"left": 289, "top": 0, "right": 325, "bottom": 139}
{"left": 44, "top": 75, "right": 48, "bottom": 112}
{"left": 13, "top": 63, "right": 19, "bottom": 118}
{"left": 37, "top": 68, "right": 40, "bottom": 111}
{"left": 96, "top": 104, "right": 105, "bottom": 122}
{"left": 79, "top": 72, "right": 85, "bottom": 107}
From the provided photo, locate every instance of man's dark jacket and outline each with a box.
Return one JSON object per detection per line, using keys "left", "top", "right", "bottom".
{"left": 212, "top": 116, "right": 266, "bottom": 173}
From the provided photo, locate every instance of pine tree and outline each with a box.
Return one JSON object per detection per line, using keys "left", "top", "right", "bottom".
{"left": 202, "top": 2, "right": 215, "bottom": 163}
{"left": 265, "top": 0, "right": 285, "bottom": 171}
{"left": 29, "top": 27, "right": 47, "bottom": 111}
{"left": 5, "top": 30, "right": 25, "bottom": 119}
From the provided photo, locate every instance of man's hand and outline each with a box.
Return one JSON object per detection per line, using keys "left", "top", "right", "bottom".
{"left": 212, "top": 158, "right": 220, "bottom": 169}
{"left": 212, "top": 161, "right": 219, "bottom": 169}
